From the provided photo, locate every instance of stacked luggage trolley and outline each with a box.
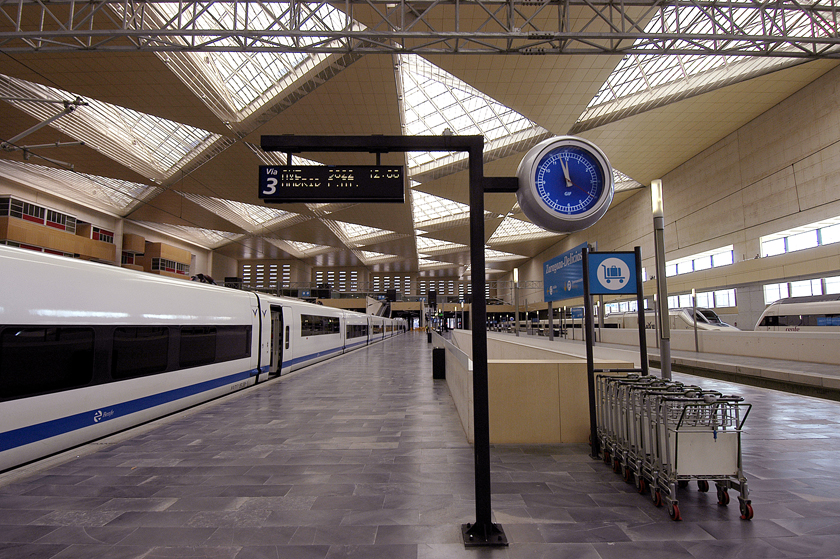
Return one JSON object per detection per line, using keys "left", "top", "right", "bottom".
{"left": 596, "top": 373, "right": 753, "bottom": 521}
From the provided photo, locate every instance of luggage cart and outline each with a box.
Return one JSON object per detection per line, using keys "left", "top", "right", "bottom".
{"left": 649, "top": 394, "right": 752, "bottom": 521}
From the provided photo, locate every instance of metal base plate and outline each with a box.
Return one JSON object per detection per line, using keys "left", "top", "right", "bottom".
{"left": 461, "top": 522, "right": 509, "bottom": 547}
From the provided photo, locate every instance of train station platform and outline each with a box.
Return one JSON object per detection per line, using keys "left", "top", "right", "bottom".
{"left": 3, "top": 330, "right": 840, "bottom": 558}
{"left": 490, "top": 330, "right": 840, "bottom": 401}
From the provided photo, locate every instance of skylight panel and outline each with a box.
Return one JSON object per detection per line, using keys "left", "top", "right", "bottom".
{"left": 416, "top": 236, "right": 467, "bottom": 255}
{"left": 285, "top": 240, "right": 336, "bottom": 255}
{"left": 398, "top": 55, "right": 547, "bottom": 171}
{"left": 178, "top": 192, "right": 303, "bottom": 231}
{"left": 0, "top": 159, "right": 159, "bottom": 214}
{"left": 488, "top": 217, "right": 562, "bottom": 243}
{"left": 418, "top": 258, "right": 454, "bottom": 270}
{"left": 117, "top": 2, "right": 352, "bottom": 122}
{"left": 581, "top": 1, "right": 826, "bottom": 122}
{"left": 485, "top": 248, "right": 524, "bottom": 262}
{"left": 411, "top": 190, "right": 471, "bottom": 228}
{"left": 360, "top": 250, "right": 400, "bottom": 263}
{"left": 0, "top": 74, "right": 221, "bottom": 181}
{"left": 132, "top": 221, "right": 242, "bottom": 249}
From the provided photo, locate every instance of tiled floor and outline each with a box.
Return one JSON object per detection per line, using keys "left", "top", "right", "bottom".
{"left": 2, "top": 331, "right": 840, "bottom": 558}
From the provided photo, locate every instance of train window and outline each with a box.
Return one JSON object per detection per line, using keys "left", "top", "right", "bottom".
{"left": 285, "top": 326, "right": 290, "bottom": 349}
{"left": 301, "top": 315, "right": 340, "bottom": 336}
{"left": 216, "top": 326, "right": 252, "bottom": 362}
{"left": 760, "top": 315, "right": 780, "bottom": 327}
{"left": 180, "top": 326, "right": 216, "bottom": 368}
{"left": 0, "top": 327, "right": 94, "bottom": 399}
{"left": 112, "top": 327, "right": 169, "bottom": 379}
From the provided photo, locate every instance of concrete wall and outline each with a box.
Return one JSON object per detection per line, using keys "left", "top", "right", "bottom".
{"left": 510, "top": 64, "right": 840, "bottom": 330}
{"left": 597, "top": 327, "right": 838, "bottom": 365}
{"left": 447, "top": 330, "right": 631, "bottom": 444}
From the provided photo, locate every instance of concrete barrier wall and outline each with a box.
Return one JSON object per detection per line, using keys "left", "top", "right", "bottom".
{"left": 596, "top": 328, "right": 838, "bottom": 365}
{"left": 444, "top": 330, "right": 631, "bottom": 444}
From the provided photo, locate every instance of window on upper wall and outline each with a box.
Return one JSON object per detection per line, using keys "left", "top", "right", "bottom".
{"left": 695, "top": 291, "right": 713, "bottom": 308}
{"left": 665, "top": 246, "right": 734, "bottom": 278}
{"left": 790, "top": 278, "right": 823, "bottom": 298}
{"left": 826, "top": 276, "right": 840, "bottom": 295}
{"left": 714, "top": 289, "right": 736, "bottom": 307}
{"left": 760, "top": 216, "right": 840, "bottom": 257}
{"left": 764, "top": 282, "right": 789, "bottom": 304}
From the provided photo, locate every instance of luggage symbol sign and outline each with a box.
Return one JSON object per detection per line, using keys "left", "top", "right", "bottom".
{"left": 602, "top": 264, "right": 625, "bottom": 284}
{"left": 589, "top": 254, "right": 637, "bottom": 295}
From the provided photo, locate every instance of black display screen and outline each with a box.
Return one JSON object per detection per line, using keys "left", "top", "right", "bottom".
{"left": 259, "top": 165, "right": 404, "bottom": 203}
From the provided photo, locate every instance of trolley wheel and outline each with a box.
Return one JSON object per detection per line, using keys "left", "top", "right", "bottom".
{"left": 669, "top": 503, "right": 682, "bottom": 521}
{"left": 613, "top": 458, "right": 621, "bottom": 474}
{"left": 677, "top": 480, "right": 689, "bottom": 489}
{"left": 603, "top": 450, "right": 611, "bottom": 464}
{"left": 697, "top": 480, "right": 710, "bottom": 492}
{"left": 717, "top": 487, "right": 730, "bottom": 506}
{"left": 652, "top": 489, "right": 663, "bottom": 507}
{"left": 740, "top": 502, "right": 754, "bottom": 521}
{"left": 637, "top": 477, "right": 647, "bottom": 494}
{"left": 624, "top": 467, "right": 633, "bottom": 483}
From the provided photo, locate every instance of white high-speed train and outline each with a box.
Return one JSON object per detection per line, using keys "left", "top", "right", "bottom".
{"left": 755, "top": 294, "right": 840, "bottom": 331}
{"left": 604, "top": 308, "right": 739, "bottom": 331}
{"left": 0, "top": 245, "right": 405, "bottom": 472}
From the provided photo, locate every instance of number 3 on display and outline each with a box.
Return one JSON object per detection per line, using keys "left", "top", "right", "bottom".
{"left": 263, "top": 177, "right": 278, "bottom": 195}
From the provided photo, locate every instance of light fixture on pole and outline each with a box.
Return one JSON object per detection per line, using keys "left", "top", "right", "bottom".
{"left": 692, "top": 288, "right": 699, "bottom": 352}
{"left": 651, "top": 179, "right": 671, "bottom": 379}
{"left": 513, "top": 268, "right": 520, "bottom": 337}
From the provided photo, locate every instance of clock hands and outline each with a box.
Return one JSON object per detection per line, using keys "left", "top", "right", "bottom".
{"left": 556, "top": 155, "right": 593, "bottom": 198}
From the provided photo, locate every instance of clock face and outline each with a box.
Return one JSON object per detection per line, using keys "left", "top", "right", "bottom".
{"left": 516, "top": 136, "right": 614, "bottom": 233}
{"left": 535, "top": 145, "right": 605, "bottom": 216}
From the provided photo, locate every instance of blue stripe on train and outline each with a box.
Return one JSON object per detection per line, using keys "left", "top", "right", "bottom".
{"left": 0, "top": 369, "right": 254, "bottom": 453}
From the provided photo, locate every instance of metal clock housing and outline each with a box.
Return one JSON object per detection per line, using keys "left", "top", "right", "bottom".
{"left": 516, "top": 136, "right": 615, "bottom": 233}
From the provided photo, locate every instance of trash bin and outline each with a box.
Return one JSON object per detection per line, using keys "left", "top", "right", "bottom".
{"left": 432, "top": 347, "right": 445, "bottom": 379}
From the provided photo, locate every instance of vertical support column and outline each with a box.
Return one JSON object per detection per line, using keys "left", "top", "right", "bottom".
{"left": 651, "top": 179, "right": 671, "bottom": 380}
{"left": 462, "top": 140, "right": 507, "bottom": 547}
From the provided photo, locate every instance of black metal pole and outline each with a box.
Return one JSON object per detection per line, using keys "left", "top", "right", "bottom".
{"left": 635, "top": 246, "right": 649, "bottom": 376}
{"left": 462, "top": 140, "right": 508, "bottom": 547}
{"left": 582, "top": 248, "right": 599, "bottom": 459}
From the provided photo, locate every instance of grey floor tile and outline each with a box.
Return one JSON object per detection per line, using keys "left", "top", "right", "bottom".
{"left": 3, "top": 334, "right": 840, "bottom": 558}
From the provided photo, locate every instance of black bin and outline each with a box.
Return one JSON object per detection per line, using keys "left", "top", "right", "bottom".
{"left": 432, "top": 347, "right": 445, "bottom": 380}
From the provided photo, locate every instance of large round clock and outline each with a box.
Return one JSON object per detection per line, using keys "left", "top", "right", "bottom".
{"left": 516, "top": 136, "right": 615, "bottom": 233}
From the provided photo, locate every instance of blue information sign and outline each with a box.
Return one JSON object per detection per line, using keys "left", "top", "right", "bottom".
{"left": 588, "top": 252, "right": 637, "bottom": 295}
{"left": 543, "top": 242, "right": 587, "bottom": 302}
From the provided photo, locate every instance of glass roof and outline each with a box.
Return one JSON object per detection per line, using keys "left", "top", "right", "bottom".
{"left": 488, "top": 217, "right": 562, "bottom": 244}
{"left": 177, "top": 192, "right": 304, "bottom": 231}
{"left": 411, "top": 190, "right": 471, "bottom": 228}
{"left": 398, "top": 55, "right": 547, "bottom": 171}
{"left": 284, "top": 240, "right": 337, "bottom": 255}
{"left": 0, "top": 74, "right": 221, "bottom": 182}
{"left": 131, "top": 221, "right": 243, "bottom": 249}
{"left": 579, "top": 2, "right": 818, "bottom": 125}
{"left": 485, "top": 248, "right": 524, "bottom": 262}
{"left": 418, "top": 258, "right": 456, "bottom": 270}
{"left": 360, "top": 250, "right": 400, "bottom": 263}
{"left": 116, "top": 2, "right": 347, "bottom": 122}
{"left": 0, "top": 159, "right": 159, "bottom": 215}
{"left": 333, "top": 220, "right": 399, "bottom": 246}
{"left": 416, "top": 236, "right": 467, "bottom": 255}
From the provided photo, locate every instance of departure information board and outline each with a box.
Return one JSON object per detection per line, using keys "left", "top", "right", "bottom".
{"left": 259, "top": 165, "right": 404, "bottom": 203}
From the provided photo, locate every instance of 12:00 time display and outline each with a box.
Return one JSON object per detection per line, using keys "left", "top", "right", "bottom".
{"left": 259, "top": 165, "right": 405, "bottom": 203}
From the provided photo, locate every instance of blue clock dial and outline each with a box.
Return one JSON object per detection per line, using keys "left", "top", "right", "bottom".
{"left": 516, "top": 136, "right": 615, "bottom": 233}
{"left": 535, "top": 146, "right": 605, "bottom": 216}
